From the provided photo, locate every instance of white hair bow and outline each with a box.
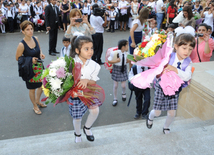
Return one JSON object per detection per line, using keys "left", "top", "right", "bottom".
{"left": 174, "top": 26, "right": 195, "bottom": 37}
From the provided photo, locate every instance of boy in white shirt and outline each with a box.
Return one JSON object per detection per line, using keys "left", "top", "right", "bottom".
{"left": 107, "top": 6, "right": 117, "bottom": 33}
{"left": 60, "top": 37, "right": 71, "bottom": 57}
{"left": 6, "top": 3, "right": 15, "bottom": 33}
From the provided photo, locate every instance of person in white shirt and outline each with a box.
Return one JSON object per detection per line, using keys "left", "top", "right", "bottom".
{"left": 90, "top": 4, "right": 107, "bottom": 64}
{"left": 68, "top": 35, "right": 102, "bottom": 143}
{"left": 156, "top": 0, "right": 164, "bottom": 29}
{"left": 34, "top": 1, "right": 44, "bottom": 32}
{"left": 19, "top": 0, "right": 28, "bottom": 22}
{"left": 0, "top": 2, "right": 6, "bottom": 33}
{"left": 118, "top": 0, "right": 129, "bottom": 31}
{"left": 6, "top": 3, "right": 15, "bottom": 32}
{"left": 107, "top": 5, "right": 117, "bottom": 32}
{"left": 60, "top": 37, "right": 71, "bottom": 57}
{"left": 82, "top": 1, "right": 90, "bottom": 16}
{"left": 108, "top": 39, "right": 129, "bottom": 106}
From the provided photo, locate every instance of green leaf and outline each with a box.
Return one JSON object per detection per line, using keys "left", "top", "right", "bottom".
{"left": 127, "top": 54, "right": 136, "bottom": 62}
{"left": 41, "top": 69, "right": 49, "bottom": 79}
{"left": 61, "top": 75, "right": 74, "bottom": 95}
{"left": 135, "top": 55, "right": 144, "bottom": 61}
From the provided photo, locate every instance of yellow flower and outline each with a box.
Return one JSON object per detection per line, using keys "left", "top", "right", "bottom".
{"left": 144, "top": 54, "right": 148, "bottom": 58}
{"left": 42, "top": 85, "right": 50, "bottom": 97}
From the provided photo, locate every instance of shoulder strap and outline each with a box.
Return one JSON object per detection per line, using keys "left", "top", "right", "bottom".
{"left": 168, "top": 52, "right": 176, "bottom": 65}
{"left": 181, "top": 57, "right": 191, "bottom": 71}
{"left": 32, "top": 36, "right": 39, "bottom": 47}
{"left": 133, "top": 65, "right": 137, "bottom": 75}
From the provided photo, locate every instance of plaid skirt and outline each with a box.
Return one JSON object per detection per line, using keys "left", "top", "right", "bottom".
{"left": 112, "top": 65, "right": 128, "bottom": 82}
{"left": 153, "top": 78, "right": 180, "bottom": 111}
{"left": 68, "top": 97, "right": 88, "bottom": 119}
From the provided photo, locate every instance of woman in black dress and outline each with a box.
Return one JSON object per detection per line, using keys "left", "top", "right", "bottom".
{"left": 60, "top": 0, "right": 71, "bottom": 31}
{"left": 16, "top": 21, "right": 46, "bottom": 115}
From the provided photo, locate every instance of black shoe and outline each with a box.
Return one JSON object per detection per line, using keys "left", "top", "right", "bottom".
{"left": 163, "top": 128, "right": 170, "bottom": 134}
{"left": 134, "top": 113, "right": 140, "bottom": 119}
{"left": 112, "top": 99, "right": 118, "bottom": 106}
{"left": 83, "top": 126, "right": 94, "bottom": 142}
{"left": 49, "top": 53, "right": 56, "bottom": 56}
{"left": 146, "top": 115, "right": 153, "bottom": 129}
{"left": 97, "top": 61, "right": 104, "bottom": 65}
{"left": 122, "top": 93, "right": 126, "bottom": 101}
{"left": 107, "top": 30, "right": 111, "bottom": 32}
{"left": 53, "top": 51, "right": 60, "bottom": 54}
{"left": 111, "top": 31, "right": 115, "bottom": 33}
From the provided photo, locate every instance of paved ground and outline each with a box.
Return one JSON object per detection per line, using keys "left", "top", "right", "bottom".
{"left": 0, "top": 30, "right": 213, "bottom": 141}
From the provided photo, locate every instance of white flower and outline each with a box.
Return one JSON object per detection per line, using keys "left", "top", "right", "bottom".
{"left": 49, "top": 68, "right": 57, "bottom": 77}
{"left": 49, "top": 58, "right": 66, "bottom": 69}
{"left": 50, "top": 78, "right": 62, "bottom": 90}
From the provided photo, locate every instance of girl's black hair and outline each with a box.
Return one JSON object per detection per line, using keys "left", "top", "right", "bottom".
{"left": 198, "top": 23, "right": 208, "bottom": 31}
{"left": 69, "top": 35, "right": 93, "bottom": 58}
{"left": 118, "top": 39, "right": 128, "bottom": 49}
{"left": 174, "top": 33, "right": 196, "bottom": 48}
{"left": 207, "top": 25, "right": 212, "bottom": 30}
{"left": 169, "top": 0, "right": 176, "bottom": 9}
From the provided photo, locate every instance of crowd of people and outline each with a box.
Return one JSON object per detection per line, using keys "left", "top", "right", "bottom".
{"left": 14, "top": 0, "right": 214, "bottom": 143}
{"left": 0, "top": 0, "right": 213, "bottom": 33}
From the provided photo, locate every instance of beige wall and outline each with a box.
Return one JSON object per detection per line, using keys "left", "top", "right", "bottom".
{"left": 177, "top": 62, "right": 214, "bottom": 120}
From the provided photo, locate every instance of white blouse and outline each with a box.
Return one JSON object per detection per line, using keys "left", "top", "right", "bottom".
{"left": 74, "top": 55, "right": 101, "bottom": 81}
{"left": 131, "top": 19, "right": 146, "bottom": 32}
{"left": 19, "top": 4, "right": 28, "bottom": 15}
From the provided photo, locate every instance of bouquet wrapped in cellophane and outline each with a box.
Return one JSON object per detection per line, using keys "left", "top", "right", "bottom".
{"left": 41, "top": 55, "right": 105, "bottom": 108}
{"left": 127, "top": 30, "right": 167, "bottom": 62}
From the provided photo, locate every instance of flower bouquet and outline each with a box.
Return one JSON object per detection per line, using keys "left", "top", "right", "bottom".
{"left": 41, "top": 55, "right": 105, "bottom": 108}
{"left": 127, "top": 30, "right": 167, "bottom": 62}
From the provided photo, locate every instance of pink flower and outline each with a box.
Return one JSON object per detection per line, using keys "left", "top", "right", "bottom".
{"left": 56, "top": 67, "right": 66, "bottom": 78}
{"left": 46, "top": 63, "right": 51, "bottom": 68}
{"left": 43, "top": 77, "right": 47, "bottom": 88}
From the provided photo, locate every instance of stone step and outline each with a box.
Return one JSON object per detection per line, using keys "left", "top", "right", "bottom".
{"left": 1, "top": 117, "right": 214, "bottom": 155}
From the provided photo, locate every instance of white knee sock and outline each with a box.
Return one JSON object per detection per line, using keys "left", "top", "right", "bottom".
{"left": 121, "top": 81, "right": 126, "bottom": 95}
{"left": 163, "top": 110, "right": 176, "bottom": 134}
{"left": 73, "top": 118, "right": 82, "bottom": 143}
{"left": 84, "top": 107, "right": 99, "bottom": 135}
{"left": 148, "top": 110, "right": 161, "bottom": 125}
{"left": 113, "top": 81, "right": 118, "bottom": 100}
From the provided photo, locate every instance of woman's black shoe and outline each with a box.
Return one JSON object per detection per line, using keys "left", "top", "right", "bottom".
{"left": 83, "top": 126, "right": 94, "bottom": 142}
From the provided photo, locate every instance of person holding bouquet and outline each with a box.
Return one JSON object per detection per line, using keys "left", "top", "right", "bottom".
{"left": 108, "top": 39, "right": 129, "bottom": 106}
{"left": 129, "top": 8, "right": 153, "bottom": 69}
{"left": 16, "top": 21, "right": 46, "bottom": 115}
{"left": 146, "top": 33, "right": 196, "bottom": 134}
{"left": 68, "top": 35, "right": 101, "bottom": 143}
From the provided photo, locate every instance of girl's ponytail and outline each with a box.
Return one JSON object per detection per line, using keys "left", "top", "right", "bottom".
{"left": 70, "top": 36, "right": 78, "bottom": 58}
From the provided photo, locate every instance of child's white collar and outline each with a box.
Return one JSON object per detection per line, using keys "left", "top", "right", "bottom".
{"left": 75, "top": 55, "right": 90, "bottom": 66}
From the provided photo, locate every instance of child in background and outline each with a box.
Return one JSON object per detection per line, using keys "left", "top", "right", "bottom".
{"left": 108, "top": 39, "right": 129, "bottom": 106}
{"left": 82, "top": 1, "right": 90, "bottom": 16}
{"left": 68, "top": 35, "right": 101, "bottom": 143}
{"left": 166, "top": 23, "right": 175, "bottom": 34}
{"left": 113, "top": 2, "right": 119, "bottom": 30}
{"left": 105, "top": 0, "right": 111, "bottom": 31}
{"left": 107, "top": 6, "right": 116, "bottom": 33}
{"left": 34, "top": 1, "right": 44, "bottom": 32}
{"left": 6, "top": 3, "right": 15, "bottom": 33}
{"left": 60, "top": 37, "right": 71, "bottom": 57}
{"left": 146, "top": 33, "right": 196, "bottom": 134}
{"left": 129, "top": 65, "right": 151, "bottom": 119}
{"left": 207, "top": 25, "right": 214, "bottom": 39}
{"left": 149, "top": 20, "right": 157, "bottom": 35}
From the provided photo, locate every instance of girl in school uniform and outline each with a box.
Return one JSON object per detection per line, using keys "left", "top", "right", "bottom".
{"left": 108, "top": 39, "right": 129, "bottom": 106}
{"left": 146, "top": 33, "right": 196, "bottom": 134}
{"left": 68, "top": 35, "right": 101, "bottom": 143}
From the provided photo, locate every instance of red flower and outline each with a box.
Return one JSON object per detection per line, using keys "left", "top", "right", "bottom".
{"left": 141, "top": 42, "right": 148, "bottom": 48}
{"left": 34, "top": 67, "right": 37, "bottom": 70}
{"left": 30, "top": 79, "right": 34, "bottom": 82}
{"left": 35, "top": 73, "right": 38, "bottom": 77}
{"left": 38, "top": 68, "right": 41, "bottom": 70}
